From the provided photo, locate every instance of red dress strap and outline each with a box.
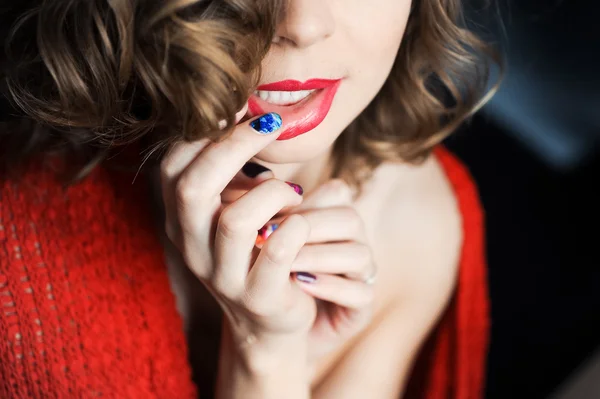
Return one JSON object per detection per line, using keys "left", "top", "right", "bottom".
{"left": 404, "top": 146, "right": 490, "bottom": 398}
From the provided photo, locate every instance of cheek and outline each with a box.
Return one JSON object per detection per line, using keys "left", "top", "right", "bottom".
{"left": 346, "top": 1, "right": 411, "bottom": 80}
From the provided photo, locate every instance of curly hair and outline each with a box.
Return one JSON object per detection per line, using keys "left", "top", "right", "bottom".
{"left": 0, "top": 0, "right": 499, "bottom": 185}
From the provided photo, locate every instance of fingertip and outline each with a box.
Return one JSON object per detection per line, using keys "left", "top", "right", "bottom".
{"left": 295, "top": 272, "right": 317, "bottom": 284}
{"left": 249, "top": 113, "right": 283, "bottom": 135}
{"left": 241, "top": 161, "right": 272, "bottom": 179}
{"left": 285, "top": 182, "right": 304, "bottom": 196}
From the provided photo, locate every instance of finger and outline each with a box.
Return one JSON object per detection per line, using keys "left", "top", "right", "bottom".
{"left": 265, "top": 206, "right": 365, "bottom": 245}
{"left": 289, "top": 243, "right": 374, "bottom": 281}
{"left": 162, "top": 103, "right": 251, "bottom": 186}
{"left": 245, "top": 214, "right": 311, "bottom": 305}
{"left": 221, "top": 162, "right": 275, "bottom": 204}
{"left": 161, "top": 140, "right": 211, "bottom": 212}
{"left": 162, "top": 100, "right": 249, "bottom": 179}
{"left": 236, "top": 103, "right": 249, "bottom": 122}
{"left": 293, "top": 179, "right": 353, "bottom": 211}
{"left": 217, "top": 102, "right": 250, "bottom": 130}
{"left": 221, "top": 183, "right": 265, "bottom": 205}
{"left": 239, "top": 162, "right": 273, "bottom": 181}
{"left": 213, "top": 179, "right": 304, "bottom": 295}
{"left": 161, "top": 139, "right": 212, "bottom": 182}
{"left": 298, "top": 206, "right": 366, "bottom": 244}
{"left": 293, "top": 273, "right": 374, "bottom": 310}
{"left": 160, "top": 139, "right": 212, "bottom": 243}
{"left": 176, "top": 112, "right": 284, "bottom": 211}
{"left": 161, "top": 105, "right": 251, "bottom": 240}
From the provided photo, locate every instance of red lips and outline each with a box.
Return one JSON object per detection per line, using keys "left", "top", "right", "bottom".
{"left": 248, "top": 79, "right": 342, "bottom": 141}
{"left": 256, "top": 79, "right": 340, "bottom": 91}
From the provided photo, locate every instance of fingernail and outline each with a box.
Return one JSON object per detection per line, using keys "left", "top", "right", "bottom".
{"left": 250, "top": 113, "right": 282, "bottom": 134}
{"left": 242, "top": 162, "right": 271, "bottom": 178}
{"left": 256, "top": 223, "right": 279, "bottom": 247}
{"left": 295, "top": 272, "right": 317, "bottom": 284}
{"left": 286, "top": 182, "right": 304, "bottom": 195}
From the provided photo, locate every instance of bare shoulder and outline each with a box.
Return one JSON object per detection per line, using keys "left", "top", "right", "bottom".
{"left": 310, "top": 155, "right": 466, "bottom": 389}
{"left": 356, "top": 154, "right": 462, "bottom": 312}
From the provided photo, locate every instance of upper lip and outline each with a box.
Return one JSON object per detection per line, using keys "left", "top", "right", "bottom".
{"left": 256, "top": 79, "right": 341, "bottom": 92}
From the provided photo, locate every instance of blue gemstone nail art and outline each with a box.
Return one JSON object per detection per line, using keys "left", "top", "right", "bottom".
{"left": 250, "top": 113, "right": 283, "bottom": 134}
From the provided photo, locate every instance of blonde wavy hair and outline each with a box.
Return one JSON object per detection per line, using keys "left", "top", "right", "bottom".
{"left": 0, "top": 0, "right": 499, "bottom": 186}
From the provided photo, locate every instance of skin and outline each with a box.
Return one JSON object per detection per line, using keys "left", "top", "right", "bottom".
{"left": 255, "top": 0, "right": 413, "bottom": 173}
{"left": 158, "top": 0, "right": 463, "bottom": 397}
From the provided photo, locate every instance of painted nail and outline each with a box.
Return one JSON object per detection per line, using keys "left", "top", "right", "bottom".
{"left": 242, "top": 162, "right": 271, "bottom": 178}
{"left": 295, "top": 272, "right": 317, "bottom": 284}
{"left": 250, "top": 113, "right": 282, "bottom": 134}
{"left": 255, "top": 224, "right": 279, "bottom": 247}
{"left": 286, "top": 182, "right": 304, "bottom": 195}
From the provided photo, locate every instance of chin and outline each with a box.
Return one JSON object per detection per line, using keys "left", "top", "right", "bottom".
{"left": 255, "top": 125, "right": 340, "bottom": 164}
{"left": 255, "top": 140, "right": 327, "bottom": 164}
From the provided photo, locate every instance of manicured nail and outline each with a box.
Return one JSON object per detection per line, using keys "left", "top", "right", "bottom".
{"left": 250, "top": 113, "right": 282, "bottom": 134}
{"left": 295, "top": 272, "right": 317, "bottom": 284}
{"left": 242, "top": 162, "right": 271, "bottom": 178}
{"left": 286, "top": 182, "right": 303, "bottom": 195}
{"left": 255, "top": 224, "right": 279, "bottom": 247}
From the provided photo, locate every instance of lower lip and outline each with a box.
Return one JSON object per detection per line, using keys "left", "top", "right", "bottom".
{"left": 248, "top": 80, "right": 342, "bottom": 141}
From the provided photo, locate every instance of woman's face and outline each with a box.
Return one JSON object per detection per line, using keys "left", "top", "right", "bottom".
{"left": 251, "top": 0, "right": 413, "bottom": 164}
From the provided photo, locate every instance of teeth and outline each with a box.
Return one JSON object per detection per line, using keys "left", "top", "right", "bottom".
{"left": 253, "top": 89, "right": 315, "bottom": 105}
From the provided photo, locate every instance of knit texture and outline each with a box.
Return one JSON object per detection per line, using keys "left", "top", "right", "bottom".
{"left": 0, "top": 163, "right": 197, "bottom": 398}
{"left": 0, "top": 146, "right": 488, "bottom": 398}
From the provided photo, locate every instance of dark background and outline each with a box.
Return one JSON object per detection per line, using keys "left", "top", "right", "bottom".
{"left": 445, "top": 0, "right": 600, "bottom": 397}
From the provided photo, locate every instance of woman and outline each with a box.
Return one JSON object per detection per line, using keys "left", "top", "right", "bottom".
{"left": 0, "top": 0, "right": 497, "bottom": 397}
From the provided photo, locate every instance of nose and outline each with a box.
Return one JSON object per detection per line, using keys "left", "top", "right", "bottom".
{"left": 275, "top": 0, "right": 335, "bottom": 48}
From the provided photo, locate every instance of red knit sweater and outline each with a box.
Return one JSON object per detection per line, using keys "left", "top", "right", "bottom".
{"left": 0, "top": 146, "right": 489, "bottom": 398}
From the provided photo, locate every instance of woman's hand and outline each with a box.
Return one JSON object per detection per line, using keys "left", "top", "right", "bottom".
{"left": 294, "top": 181, "right": 376, "bottom": 363}
{"left": 160, "top": 112, "right": 317, "bottom": 367}
{"left": 261, "top": 180, "right": 377, "bottom": 363}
